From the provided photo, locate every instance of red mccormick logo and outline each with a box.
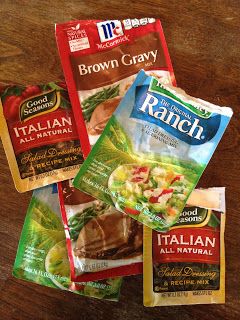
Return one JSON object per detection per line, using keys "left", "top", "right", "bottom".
{"left": 97, "top": 20, "right": 124, "bottom": 43}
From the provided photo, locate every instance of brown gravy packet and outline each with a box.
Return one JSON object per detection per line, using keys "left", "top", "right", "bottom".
{"left": 0, "top": 83, "right": 84, "bottom": 192}
{"left": 143, "top": 188, "right": 225, "bottom": 306}
{"left": 55, "top": 18, "right": 176, "bottom": 157}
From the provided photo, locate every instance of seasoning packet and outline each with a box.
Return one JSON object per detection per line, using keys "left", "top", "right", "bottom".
{"left": 0, "top": 83, "right": 84, "bottom": 192}
{"left": 73, "top": 70, "right": 233, "bottom": 232}
{"left": 143, "top": 188, "right": 226, "bottom": 306}
{"left": 55, "top": 18, "right": 176, "bottom": 157}
{"left": 58, "top": 179, "right": 143, "bottom": 282}
{"left": 13, "top": 184, "right": 122, "bottom": 301}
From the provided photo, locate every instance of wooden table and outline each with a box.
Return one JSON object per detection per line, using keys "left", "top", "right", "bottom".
{"left": 0, "top": 1, "right": 239, "bottom": 319}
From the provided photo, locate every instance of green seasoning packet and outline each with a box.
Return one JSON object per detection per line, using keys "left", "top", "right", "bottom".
{"left": 74, "top": 70, "right": 233, "bottom": 232}
{"left": 13, "top": 184, "right": 122, "bottom": 301}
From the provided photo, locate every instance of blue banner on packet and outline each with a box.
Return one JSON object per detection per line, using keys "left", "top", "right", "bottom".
{"left": 131, "top": 83, "right": 223, "bottom": 145}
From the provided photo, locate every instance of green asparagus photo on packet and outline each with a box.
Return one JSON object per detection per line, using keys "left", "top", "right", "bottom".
{"left": 73, "top": 70, "right": 232, "bottom": 232}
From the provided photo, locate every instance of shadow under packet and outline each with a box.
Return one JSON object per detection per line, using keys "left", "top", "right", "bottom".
{"left": 13, "top": 184, "right": 122, "bottom": 301}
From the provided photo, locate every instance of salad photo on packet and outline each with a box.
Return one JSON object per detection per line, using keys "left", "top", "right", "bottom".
{"left": 58, "top": 179, "right": 143, "bottom": 282}
{"left": 73, "top": 70, "right": 233, "bottom": 232}
{"left": 0, "top": 82, "right": 84, "bottom": 192}
{"left": 144, "top": 188, "right": 226, "bottom": 306}
{"left": 55, "top": 18, "right": 176, "bottom": 156}
{"left": 13, "top": 184, "right": 122, "bottom": 301}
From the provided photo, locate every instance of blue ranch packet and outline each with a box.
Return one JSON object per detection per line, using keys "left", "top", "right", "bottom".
{"left": 73, "top": 70, "right": 233, "bottom": 232}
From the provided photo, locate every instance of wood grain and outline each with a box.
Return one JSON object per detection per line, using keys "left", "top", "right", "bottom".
{"left": 0, "top": 0, "right": 240, "bottom": 319}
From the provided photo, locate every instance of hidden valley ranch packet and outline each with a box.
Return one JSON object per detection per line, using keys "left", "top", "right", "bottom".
{"left": 74, "top": 71, "right": 232, "bottom": 231}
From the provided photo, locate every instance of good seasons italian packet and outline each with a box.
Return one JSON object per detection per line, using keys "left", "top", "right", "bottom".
{"left": 0, "top": 83, "right": 84, "bottom": 192}
{"left": 73, "top": 71, "right": 233, "bottom": 232}
{"left": 58, "top": 180, "right": 142, "bottom": 282}
{"left": 55, "top": 18, "right": 176, "bottom": 157}
{"left": 143, "top": 188, "right": 226, "bottom": 306}
{"left": 13, "top": 184, "right": 122, "bottom": 301}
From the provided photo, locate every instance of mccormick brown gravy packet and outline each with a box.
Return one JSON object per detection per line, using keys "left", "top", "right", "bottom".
{"left": 143, "top": 188, "right": 226, "bottom": 306}
{"left": 0, "top": 83, "right": 84, "bottom": 192}
{"left": 55, "top": 18, "right": 176, "bottom": 157}
{"left": 58, "top": 180, "right": 143, "bottom": 282}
